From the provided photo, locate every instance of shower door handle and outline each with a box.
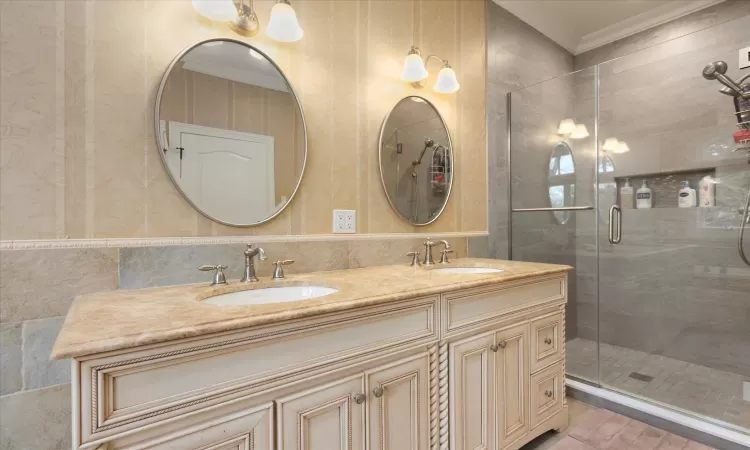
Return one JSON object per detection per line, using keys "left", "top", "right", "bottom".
{"left": 608, "top": 205, "right": 622, "bottom": 244}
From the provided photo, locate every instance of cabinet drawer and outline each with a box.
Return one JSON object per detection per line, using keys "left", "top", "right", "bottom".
{"left": 529, "top": 361, "right": 563, "bottom": 429}
{"left": 530, "top": 312, "right": 563, "bottom": 373}
{"left": 442, "top": 276, "right": 564, "bottom": 336}
{"left": 78, "top": 296, "right": 437, "bottom": 446}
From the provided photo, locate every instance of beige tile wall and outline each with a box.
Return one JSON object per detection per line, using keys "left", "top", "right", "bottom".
{"left": 0, "top": 0, "right": 486, "bottom": 241}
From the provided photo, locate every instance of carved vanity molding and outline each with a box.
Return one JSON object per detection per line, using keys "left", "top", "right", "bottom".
{"left": 68, "top": 273, "right": 569, "bottom": 450}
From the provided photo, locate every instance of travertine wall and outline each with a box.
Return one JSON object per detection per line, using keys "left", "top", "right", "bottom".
{"left": 0, "top": 0, "right": 486, "bottom": 241}
{"left": 0, "top": 0, "right": 486, "bottom": 448}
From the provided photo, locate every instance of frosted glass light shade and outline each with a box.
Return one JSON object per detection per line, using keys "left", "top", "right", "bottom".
{"left": 401, "top": 53, "right": 428, "bottom": 82}
{"left": 602, "top": 137, "right": 619, "bottom": 151}
{"left": 433, "top": 66, "right": 460, "bottom": 93}
{"left": 266, "top": 2, "right": 304, "bottom": 42}
{"left": 192, "top": 0, "right": 237, "bottom": 22}
{"left": 557, "top": 119, "right": 576, "bottom": 135}
{"left": 613, "top": 142, "right": 630, "bottom": 154}
{"left": 570, "top": 124, "right": 589, "bottom": 139}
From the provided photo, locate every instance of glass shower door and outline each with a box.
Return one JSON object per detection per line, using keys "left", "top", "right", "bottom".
{"left": 596, "top": 16, "right": 750, "bottom": 433}
{"left": 508, "top": 66, "right": 600, "bottom": 385}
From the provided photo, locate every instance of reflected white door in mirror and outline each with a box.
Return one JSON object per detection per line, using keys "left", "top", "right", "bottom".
{"left": 155, "top": 38, "right": 307, "bottom": 227}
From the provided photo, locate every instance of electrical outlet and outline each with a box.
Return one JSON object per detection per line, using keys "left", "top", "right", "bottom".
{"left": 333, "top": 210, "right": 356, "bottom": 234}
{"left": 740, "top": 46, "right": 750, "bottom": 70}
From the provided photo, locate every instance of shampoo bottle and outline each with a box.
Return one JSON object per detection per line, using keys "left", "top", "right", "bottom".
{"left": 620, "top": 178, "right": 634, "bottom": 209}
{"left": 678, "top": 181, "right": 697, "bottom": 208}
{"left": 698, "top": 176, "right": 715, "bottom": 207}
{"left": 636, "top": 180, "right": 653, "bottom": 209}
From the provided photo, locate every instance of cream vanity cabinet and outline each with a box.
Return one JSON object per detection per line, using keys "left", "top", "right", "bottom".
{"left": 67, "top": 273, "right": 567, "bottom": 450}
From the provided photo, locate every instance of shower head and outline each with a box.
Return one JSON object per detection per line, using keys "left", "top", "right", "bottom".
{"left": 424, "top": 138, "right": 434, "bottom": 148}
{"left": 702, "top": 61, "right": 728, "bottom": 80}
{"left": 702, "top": 61, "right": 750, "bottom": 99}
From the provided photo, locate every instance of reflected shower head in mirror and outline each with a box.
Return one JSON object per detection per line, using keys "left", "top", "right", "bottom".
{"left": 413, "top": 138, "right": 434, "bottom": 167}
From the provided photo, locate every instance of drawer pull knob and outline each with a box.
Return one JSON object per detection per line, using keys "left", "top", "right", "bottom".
{"left": 544, "top": 337, "right": 552, "bottom": 345}
{"left": 354, "top": 393, "right": 366, "bottom": 404}
{"left": 544, "top": 390, "right": 553, "bottom": 398}
{"left": 490, "top": 344, "right": 498, "bottom": 352}
{"left": 498, "top": 340, "right": 507, "bottom": 349}
{"left": 372, "top": 386, "right": 384, "bottom": 398}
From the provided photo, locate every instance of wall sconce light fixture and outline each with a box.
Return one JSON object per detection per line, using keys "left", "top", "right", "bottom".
{"left": 602, "top": 137, "right": 619, "bottom": 152}
{"left": 400, "top": 46, "right": 460, "bottom": 94}
{"left": 570, "top": 124, "right": 589, "bottom": 139}
{"left": 193, "top": 0, "right": 303, "bottom": 42}
{"left": 613, "top": 141, "right": 630, "bottom": 154}
{"left": 557, "top": 119, "right": 576, "bottom": 135}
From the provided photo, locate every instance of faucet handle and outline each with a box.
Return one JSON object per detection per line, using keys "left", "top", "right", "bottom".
{"left": 439, "top": 240, "right": 451, "bottom": 250}
{"left": 407, "top": 251, "right": 422, "bottom": 267}
{"left": 439, "top": 248, "right": 454, "bottom": 264}
{"left": 198, "top": 264, "right": 228, "bottom": 286}
{"left": 271, "top": 260, "right": 294, "bottom": 279}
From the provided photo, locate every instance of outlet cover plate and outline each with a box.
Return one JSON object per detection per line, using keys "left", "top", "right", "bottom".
{"left": 740, "top": 46, "right": 750, "bottom": 70}
{"left": 333, "top": 210, "right": 356, "bottom": 234}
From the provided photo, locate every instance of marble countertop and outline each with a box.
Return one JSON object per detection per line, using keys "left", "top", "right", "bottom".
{"left": 51, "top": 258, "right": 571, "bottom": 359}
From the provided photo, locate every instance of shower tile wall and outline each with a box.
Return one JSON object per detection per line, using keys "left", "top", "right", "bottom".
{"left": 486, "top": 2, "right": 574, "bottom": 260}
{"left": 573, "top": 4, "right": 750, "bottom": 379}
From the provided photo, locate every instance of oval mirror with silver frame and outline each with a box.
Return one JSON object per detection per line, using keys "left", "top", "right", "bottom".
{"left": 378, "top": 96, "right": 453, "bottom": 226}
{"left": 548, "top": 142, "right": 576, "bottom": 224}
{"left": 154, "top": 38, "right": 307, "bottom": 227}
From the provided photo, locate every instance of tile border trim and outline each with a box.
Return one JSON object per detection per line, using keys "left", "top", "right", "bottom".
{"left": 0, "top": 231, "right": 489, "bottom": 250}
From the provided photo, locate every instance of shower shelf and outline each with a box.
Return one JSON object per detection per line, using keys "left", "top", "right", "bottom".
{"left": 614, "top": 167, "right": 717, "bottom": 209}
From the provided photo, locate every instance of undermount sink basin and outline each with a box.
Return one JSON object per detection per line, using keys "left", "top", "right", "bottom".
{"left": 431, "top": 267, "right": 504, "bottom": 274}
{"left": 203, "top": 286, "right": 339, "bottom": 306}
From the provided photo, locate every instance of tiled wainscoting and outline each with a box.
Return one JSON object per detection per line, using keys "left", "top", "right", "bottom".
{"left": 0, "top": 234, "right": 487, "bottom": 449}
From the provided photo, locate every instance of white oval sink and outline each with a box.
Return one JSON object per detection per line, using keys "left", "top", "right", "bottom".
{"left": 204, "top": 286, "right": 339, "bottom": 306}
{"left": 431, "top": 267, "right": 504, "bottom": 274}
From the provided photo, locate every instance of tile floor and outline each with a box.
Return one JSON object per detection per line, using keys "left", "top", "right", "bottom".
{"left": 566, "top": 338, "right": 750, "bottom": 431}
{"left": 523, "top": 399, "right": 716, "bottom": 450}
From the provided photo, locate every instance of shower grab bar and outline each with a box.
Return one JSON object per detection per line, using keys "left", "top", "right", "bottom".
{"left": 512, "top": 206, "right": 594, "bottom": 212}
{"left": 739, "top": 188, "right": 750, "bottom": 266}
{"left": 608, "top": 205, "right": 622, "bottom": 244}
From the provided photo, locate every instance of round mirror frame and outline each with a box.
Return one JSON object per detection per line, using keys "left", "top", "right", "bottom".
{"left": 377, "top": 95, "right": 454, "bottom": 226}
{"left": 153, "top": 38, "right": 308, "bottom": 227}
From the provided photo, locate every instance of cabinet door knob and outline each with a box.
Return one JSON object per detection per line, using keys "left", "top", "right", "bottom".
{"left": 372, "top": 386, "right": 384, "bottom": 398}
{"left": 490, "top": 344, "right": 499, "bottom": 352}
{"left": 498, "top": 340, "right": 507, "bottom": 349}
{"left": 353, "top": 393, "right": 366, "bottom": 404}
{"left": 545, "top": 390, "right": 553, "bottom": 398}
{"left": 544, "top": 337, "right": 552, "bottom": 345}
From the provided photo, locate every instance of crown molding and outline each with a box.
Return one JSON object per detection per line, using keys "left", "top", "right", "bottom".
{"left": 0, "top": 231, "right": 489, "bottom": 250}
{"left": 575, "top": 0, "right": 725, "bottom": 55}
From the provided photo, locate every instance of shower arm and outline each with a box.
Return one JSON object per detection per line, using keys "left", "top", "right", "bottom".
{"left": 719, "top": 72, "right": 750, "bottom": 98}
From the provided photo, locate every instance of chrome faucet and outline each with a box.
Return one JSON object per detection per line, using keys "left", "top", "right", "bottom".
{"left": 423, "top": 238, "right": 437, "bottom": 265}
{"left": 198, "top": 264, "right": 228, "bottom": 286}
{"left": 438, "top": 240, "right": 453, "bottom": 264}
{"left": 241, "top": 244, "right": 267, "bottom": 282}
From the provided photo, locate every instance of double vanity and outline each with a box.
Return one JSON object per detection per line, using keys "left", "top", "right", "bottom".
{"left": 53, "top": 257, "right": 572, "bottom": 450}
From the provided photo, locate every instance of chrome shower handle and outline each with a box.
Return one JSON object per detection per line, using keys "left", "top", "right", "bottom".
{"left": 608, "top": 205, "right": 622, "bottom": 244}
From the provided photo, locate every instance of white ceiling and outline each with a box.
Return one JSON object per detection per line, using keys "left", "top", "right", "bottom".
{"left": 494, "top": 0, "right": 724, "bottom": 54}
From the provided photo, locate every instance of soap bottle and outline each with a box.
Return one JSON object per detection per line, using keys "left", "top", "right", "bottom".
{"left": 620, "top": 178, "right": 634, "bottom": 209}
{"left": 678, "top": 181, "right": 697, "bottom": 207}
{"left": 636, "top": 180, "right": 653, "bottom": 209}
{"left": 698, "top": 175, "right": 715, "bottom": 207}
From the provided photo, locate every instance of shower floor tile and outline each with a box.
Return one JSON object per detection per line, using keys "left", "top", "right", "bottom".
{"left": 566, "top": 338, "right": 750, "bottom": 432}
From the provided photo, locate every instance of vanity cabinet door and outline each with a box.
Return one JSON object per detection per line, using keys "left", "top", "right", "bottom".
{"left": 495, "top": 323, "right": 530, "bottom": 449}
{"left": 276, "top": 374, "right": 366, "bottom": 450}
{"left": 366, "top": 353, "right": 430, "bottom": 450}
{"left": 105, "top": 402, "right": 273, "bottom": 450}
{"left": 450, "top": 332, "right": 495, "bottom": 450}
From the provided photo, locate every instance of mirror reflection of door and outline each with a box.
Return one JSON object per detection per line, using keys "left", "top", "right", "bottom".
{"left": 548, "top": 142, "right": 576, "bottom": 224}
{"left": 156, "top": 39, "right": 306, "bottom": 226}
